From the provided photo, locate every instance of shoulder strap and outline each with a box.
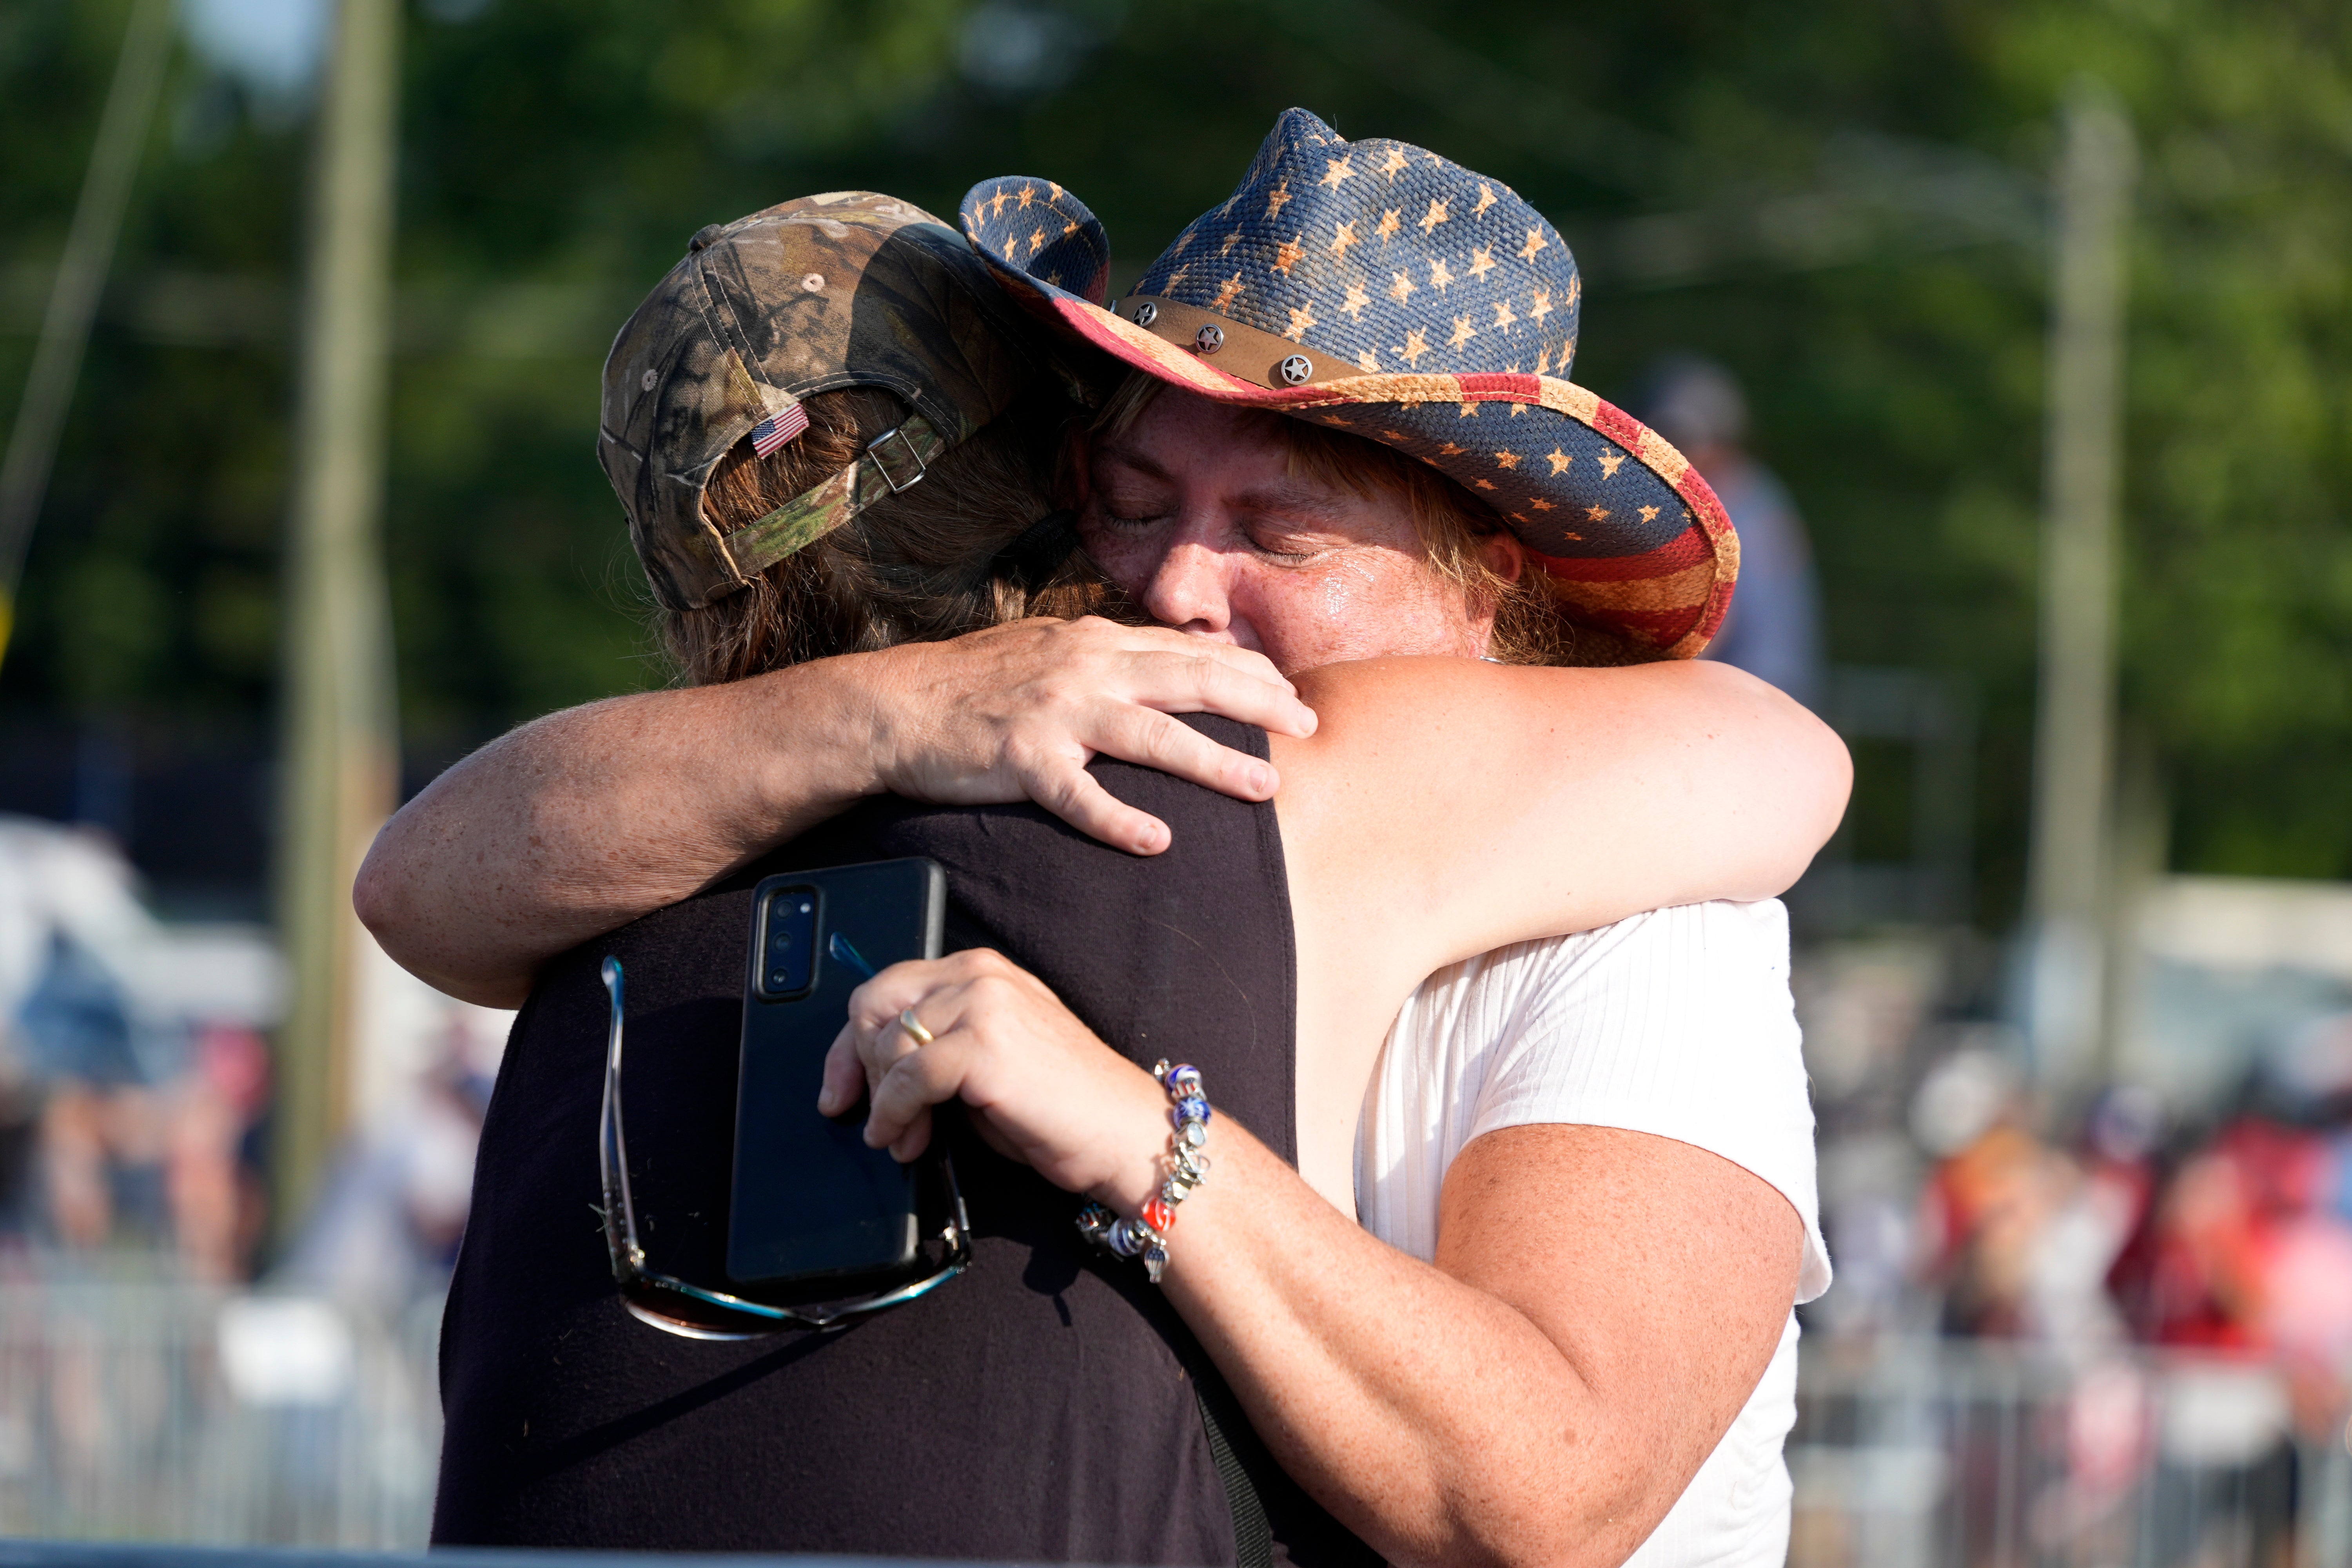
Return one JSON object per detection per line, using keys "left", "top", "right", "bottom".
{"left": 1194, "top": 1380, "right": 1273, "bottom": 1568}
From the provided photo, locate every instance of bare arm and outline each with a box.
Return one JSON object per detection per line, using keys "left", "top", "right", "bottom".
{"left": 1263, "top": 654, "right": 1845, "bottom": 1203}
{"left": 356, "top": 669, "right": 869, "bottom": 1008}
{"left": 832, "top": 953, "right": 1806, "bottom": 1568}
{"left": 354, "top": 618, "right": 1317, "bottom": 1006}
{"left": 1203, "top": 660, "right": 1830, "bottom": 1554}
{"left": 1276, "top": 654, "right": 1848, "bottom": 984}
{"left": 797, "top": 657, "right": 1836, "bottom": 1561}
{"left": 1174, "top": 1123, "right": 1801, "bottom": 1568}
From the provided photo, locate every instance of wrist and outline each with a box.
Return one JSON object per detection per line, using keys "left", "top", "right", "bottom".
{"left": 840, "top": 642, "right": 926, "bottom": 800}
{"left": 753, "top": 650, "right": 900, "bottom": 817}
{"left": 1077, "top": 1061, "right": 1216, "bottom": 1286}
{"left": 1084, "top": 1074, "right": 1180, "bottom": 1214}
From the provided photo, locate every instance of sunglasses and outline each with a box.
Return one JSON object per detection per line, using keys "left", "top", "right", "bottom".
{"left": 597, "top": 954, "right": 969, "bottom": 1340}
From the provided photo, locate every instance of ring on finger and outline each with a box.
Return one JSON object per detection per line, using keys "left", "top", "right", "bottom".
{"left": 897, "top": 1007, "right": 935, "bottom": 1047}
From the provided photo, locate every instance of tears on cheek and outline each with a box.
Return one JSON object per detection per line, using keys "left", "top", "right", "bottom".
{"left": 1245, "top": 551, "right": 1460, "bottom": 668}
{"left": 1318, "top": 561, "right": 1370, "bottom": 631}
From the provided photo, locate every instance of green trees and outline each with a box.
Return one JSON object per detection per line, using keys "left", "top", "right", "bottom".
{"left": 4, "top": 0, "right": 2348, "bottom": 908}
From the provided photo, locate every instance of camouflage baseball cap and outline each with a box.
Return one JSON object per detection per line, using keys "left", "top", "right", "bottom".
{"left": 599, "top": 190, "right": 1060, "bottom": 612}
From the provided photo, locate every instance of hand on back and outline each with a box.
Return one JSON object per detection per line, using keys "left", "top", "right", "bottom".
{"left": 863, "top": 615, "right": 1317, "bottom": 855}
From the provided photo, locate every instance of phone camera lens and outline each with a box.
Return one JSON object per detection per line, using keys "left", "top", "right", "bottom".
{"left": 763, "top": 885, "right": 819, "bottom": 995}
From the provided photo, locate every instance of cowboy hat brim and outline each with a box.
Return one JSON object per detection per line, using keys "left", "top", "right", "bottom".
{"left": 959, "top": 174, "right": 1738, "bottom": 660}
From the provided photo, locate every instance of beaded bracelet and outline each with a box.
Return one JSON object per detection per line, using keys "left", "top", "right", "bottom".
{"left": 1075, "top": 1059, "right": 1210, "bottom": 1285}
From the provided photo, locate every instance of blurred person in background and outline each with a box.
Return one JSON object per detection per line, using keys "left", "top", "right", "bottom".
{"left": 167, "top": 1024, "right": 272, "bottom": 1282}
{"left": 1909, "top": 1048, "right": 2143, "bottom": 1348}
{"left": 279, "top": 1022, "right": 487, "bottom": 1308}
{"left": 1912, "top": 1047, "right": 2057, "bottom": 1337}
{"left": 2100, "top": 1060, "right": 2347, "bottom": 1568}
{"left": 1910, "top": 1059, "right": 2180, "bottom": 1555}
{"left": 1906, "top": 1038, "right": 2351, "bottom": 1563}
{"left": 2113, "top": 1018, "right": 2352, "bottom": 1429}
{"left": 0, "top": 815, "right": 267, "bottom": 1278}
{"left": 1633, "top": 357, "right": 1824, "bottom": 711}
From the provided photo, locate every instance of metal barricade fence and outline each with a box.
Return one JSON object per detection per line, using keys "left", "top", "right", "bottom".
{"left": 1, "top": 1278, "right": 2348, "bottom": 1563}
{"left": 0, "top": 1274, "right": 440, "bottom": 1548}
{"left": 1791, "top": 1338, "right": 2352, "bottom": 1568}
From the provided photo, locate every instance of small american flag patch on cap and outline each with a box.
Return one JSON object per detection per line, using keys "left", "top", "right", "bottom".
{"left": 750, "top": 403, "right": 810, "bottom": 458}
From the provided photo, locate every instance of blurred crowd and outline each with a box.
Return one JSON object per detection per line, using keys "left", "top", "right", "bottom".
{"left": 0, "top": 814, "right": 273, "bottom": 1279}
{"left": 1891, "top": 1031, "right": 2352, "bottom": 1428}
{"left": 1795, "top": 929, "right": 2352, "bottom": 1563}
{"left": 0, "top": 813, "right": 495, "bottom": 1303}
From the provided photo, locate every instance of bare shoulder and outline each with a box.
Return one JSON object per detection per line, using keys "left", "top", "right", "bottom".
{"left": 1269, "top": 654, "right": 1847, "bottom": 967}
{"left": 1269, "top": 655, "right": 1815, "bottom": 833}
{"left": 1283, "top": 655, "right": 1784, "bottom": 746}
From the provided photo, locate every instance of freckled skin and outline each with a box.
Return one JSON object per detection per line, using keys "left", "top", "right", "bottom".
{"left": 362, "top": 372, "right": 1835, "bottom": 1566}
{"left": 1074, "top": 390, "right": 1520, "bottom": 676}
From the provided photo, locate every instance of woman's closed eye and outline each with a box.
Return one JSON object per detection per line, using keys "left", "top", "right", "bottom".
{"left": 1239, "top": 515, "right": 1345, "bottom": 564}
{"left": 1089, "top": 486, "right": 1175, "bottom": 532}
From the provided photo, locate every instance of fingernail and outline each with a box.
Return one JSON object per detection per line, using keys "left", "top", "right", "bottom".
{"left": 817, "top": 1088, "right": 837, "bottom": 1114}
{"left": 1249, "top": 764, "right": 1274, "bottom": 794}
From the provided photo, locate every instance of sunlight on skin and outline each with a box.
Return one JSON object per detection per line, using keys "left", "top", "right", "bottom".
{"left": 1074, "top": 389, "right": 1524, "bottom": 676}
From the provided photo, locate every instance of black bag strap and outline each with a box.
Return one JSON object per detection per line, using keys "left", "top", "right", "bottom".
{"left": 1194, "top": 1380, "right": 1274, "bottom": 1568}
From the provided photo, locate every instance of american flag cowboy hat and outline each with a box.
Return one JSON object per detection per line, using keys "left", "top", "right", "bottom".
{"left": 960, "top": 108, "right": 1740, "bottom": 659}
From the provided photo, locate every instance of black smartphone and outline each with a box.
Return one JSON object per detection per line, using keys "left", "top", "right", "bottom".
{"left": 728, "top": 856, "right": 950, "bottom": 1296}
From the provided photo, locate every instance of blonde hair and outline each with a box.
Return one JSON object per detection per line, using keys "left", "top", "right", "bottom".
{"left": 664, "top": 385, "right": 1126, "bottom": 687}
{"left": 1091, "top": 372, "right": 1649, "bottom": 668}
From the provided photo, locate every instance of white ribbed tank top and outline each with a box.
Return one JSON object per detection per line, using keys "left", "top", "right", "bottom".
{"left": 1356, "top": 899, "right": 1828, "bottom": 1568}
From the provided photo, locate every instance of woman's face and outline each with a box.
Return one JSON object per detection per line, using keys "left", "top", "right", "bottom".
{"left": 1074, "top": 388, "right": 1507, "bottom": 677}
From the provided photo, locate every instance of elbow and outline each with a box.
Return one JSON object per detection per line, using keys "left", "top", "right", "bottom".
{"left": 1789, "top": 702, "right": 1854, "bottom": 860}
{"left": 1692, "top": 663, "right": 1853, "bottom": 900}
{"left": 350, "top": 820, "right": 525, "bottom": 1009}
{"left": 349, "top": 824, "right": 441, "bottom": 987}
{"left": 1426, "top": 1489, "right": 1659, "bottom": 1568}
{"left": 350, "top": 825, "right": 400, "bottom": 941}
{"left": 1497, "top": 1475, "right": 1682, "bottom": 1568}
{"left": 351, "top": 810, "right": 443, "bottom": 957}
{"left": 354, "top": 898, "right": 531, "bottom": 1012}
{"left": 1410, "top": 1430, "right": 1668, "bottom": 1568}
{"left": 1735, "top": 714, "right": 1849, "bottom": 901}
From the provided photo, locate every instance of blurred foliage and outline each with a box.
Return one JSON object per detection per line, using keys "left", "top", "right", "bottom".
{"left": 2, "top": 0, "right": 2349, "bottom": 918}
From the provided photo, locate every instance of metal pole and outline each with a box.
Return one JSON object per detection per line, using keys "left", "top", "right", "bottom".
{"left": 274, "top": 0, "right": 403, "bottom": 1236}
{"left": 0, "top": 0, "right": 178, "bottom": 672}
{"left": 2025, "top": 82, "right": 2135, "bottom": 1088}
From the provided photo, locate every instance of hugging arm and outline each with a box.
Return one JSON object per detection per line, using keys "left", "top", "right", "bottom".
{"left": 1276, "top": 654, "right": 1850, "bottom": 983}
{"left": 1179, "top": 662, "right": 1836, "bottom": 1561}
{"left": 1176, "top": 1122, "right": 1802, "bottom": 1568}
{"left": 830, "top": 950, "right": 1806, "bottom": 1568}
{"left": 354, "top": 619, "right": 1315, "bottom": 1007}
{"left": 359, "top": 637, "right": 1844, "bottom": 1011}
{"left": 816, "top": 659, "right": 1844, "bottom": 1563}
